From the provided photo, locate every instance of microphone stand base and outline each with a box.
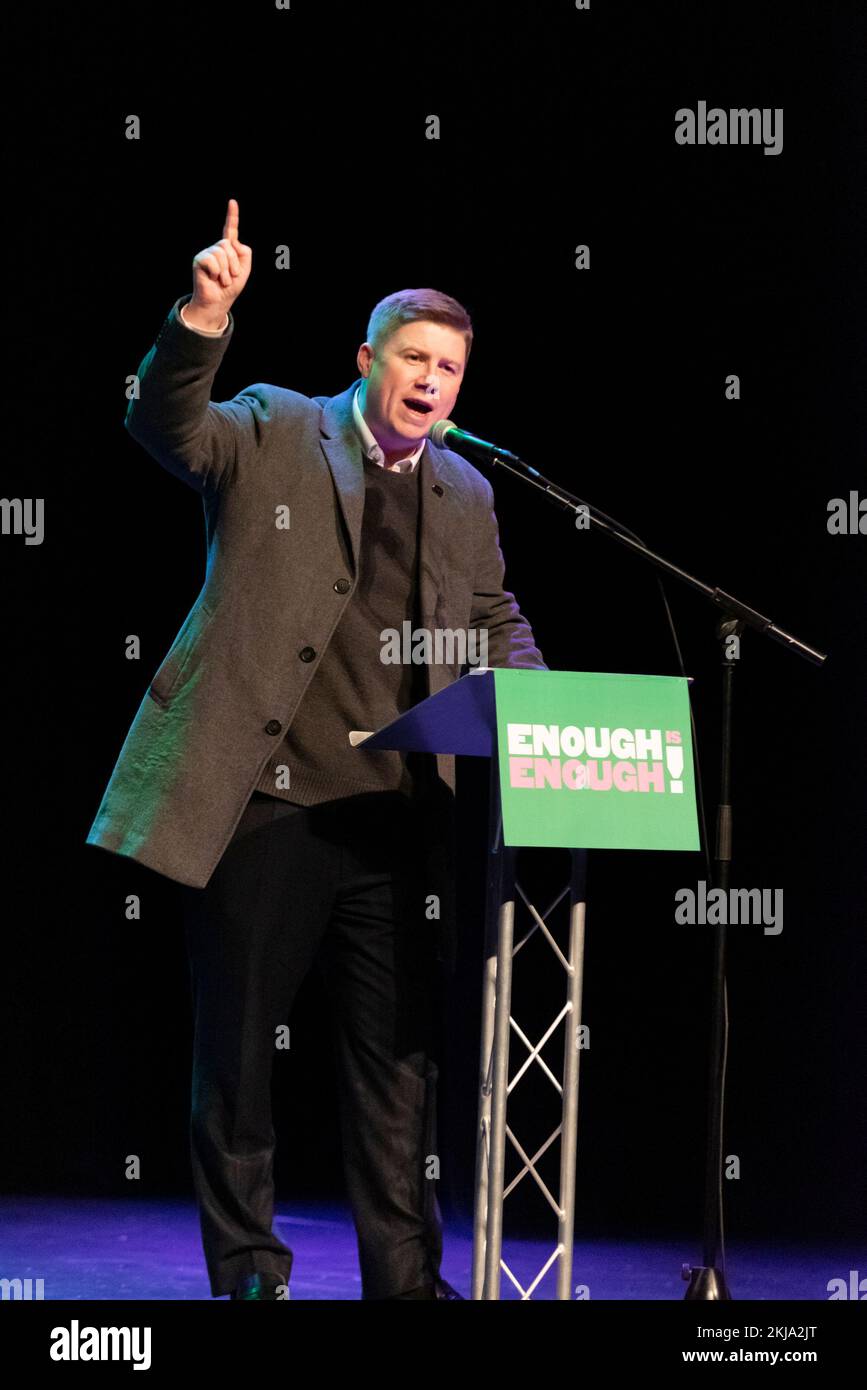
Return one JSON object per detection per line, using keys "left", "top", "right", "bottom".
{"left": 682, "top": 1264, "right": 733, "bottom": 1300}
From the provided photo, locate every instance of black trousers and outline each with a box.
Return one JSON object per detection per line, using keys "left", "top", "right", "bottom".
{"left": 179, "top": 789, "right": 446, "bottom": 1299}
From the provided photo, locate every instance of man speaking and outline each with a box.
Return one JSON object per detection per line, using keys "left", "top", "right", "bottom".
{"left": 86, "top": 199, "right": 546, "bottom": 1301}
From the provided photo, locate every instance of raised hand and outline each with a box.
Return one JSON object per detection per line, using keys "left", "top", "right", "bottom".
{"left": 187, "top": 199, "right": 252, "bottom": 328}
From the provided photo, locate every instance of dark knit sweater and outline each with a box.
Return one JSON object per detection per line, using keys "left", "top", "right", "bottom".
{"left": 254, "top": 453, "right": 435, "bottom": 805}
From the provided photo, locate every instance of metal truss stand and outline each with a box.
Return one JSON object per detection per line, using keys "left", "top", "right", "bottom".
{"left": 471, "top": 754, "right": 589, "bottom": 1300}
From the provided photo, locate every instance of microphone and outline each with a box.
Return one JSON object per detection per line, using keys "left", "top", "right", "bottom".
{"left": 429, "top": 418, "right": 527, "bottom": 467}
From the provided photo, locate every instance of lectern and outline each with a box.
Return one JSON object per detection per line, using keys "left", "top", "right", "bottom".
{"left": 355, "top": 666, "right": 698, "bottom": 1299}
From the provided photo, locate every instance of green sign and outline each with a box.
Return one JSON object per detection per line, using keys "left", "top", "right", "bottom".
{"left": 493, "top": 669, "right": 700, "bottom": 851}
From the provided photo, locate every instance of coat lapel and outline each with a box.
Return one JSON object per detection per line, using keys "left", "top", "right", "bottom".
{"left": 318, "top": 380, "right": 461, "bottom": 620}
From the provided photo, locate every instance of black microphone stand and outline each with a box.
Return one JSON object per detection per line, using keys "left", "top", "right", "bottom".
{"left": 472, "top": 444, "right": 827, "bottom": 1300}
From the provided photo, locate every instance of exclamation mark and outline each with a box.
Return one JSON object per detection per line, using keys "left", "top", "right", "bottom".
{"left": 666, "top": 745, "right": 684, "bottom": 793}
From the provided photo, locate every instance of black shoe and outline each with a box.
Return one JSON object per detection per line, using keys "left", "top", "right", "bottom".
{"left": 230, "top": 1273, "right": 289, "bottom": 1300}
{"left": 380, "top": 1277, "right": 463, "bottom": 1300}
{"left": 433, "top": 1277, "right": 464, "bottom": 1300}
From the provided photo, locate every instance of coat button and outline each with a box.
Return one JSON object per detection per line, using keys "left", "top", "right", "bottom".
{"left": 333, "top": 578, "right": 351, "bottom": 594}
{"left": 299, "top": 646, "right": 316, "bottom": 662}
{"left": 265, "top": 720, "right": 282, "bottom": 735}
{"left": 432, "top": 483, "right": 444, "bottom": 496}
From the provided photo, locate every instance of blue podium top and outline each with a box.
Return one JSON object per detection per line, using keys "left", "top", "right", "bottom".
{"left": 354, "top": 668, "right": 496, "bottom": 758}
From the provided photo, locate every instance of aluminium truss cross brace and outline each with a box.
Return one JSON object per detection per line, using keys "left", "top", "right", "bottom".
{"left": 471, "top": 755, "right": 588, "bottom": 1300}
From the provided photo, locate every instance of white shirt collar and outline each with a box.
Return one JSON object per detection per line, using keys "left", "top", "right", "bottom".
{"left": 352, "top": 386, "right": 426, "bottom": 473}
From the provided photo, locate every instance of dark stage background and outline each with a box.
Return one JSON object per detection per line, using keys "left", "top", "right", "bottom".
{"left": 4, "top": 0, "right": 865, "bottom": 1255}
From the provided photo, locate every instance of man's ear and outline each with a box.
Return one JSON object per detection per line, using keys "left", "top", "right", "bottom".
{"left": 357, "top": 341, "right": 374, "bottom": 377}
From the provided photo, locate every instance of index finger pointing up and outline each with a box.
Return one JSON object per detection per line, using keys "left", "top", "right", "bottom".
{"left": 223, "top": 197, "right": 239, "bottom": 243}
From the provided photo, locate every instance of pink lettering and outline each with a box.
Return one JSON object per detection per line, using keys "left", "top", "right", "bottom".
{"left": 586, "top": 759, "right": 612, "bottom": 791}
{"left": 562, "top": 759, "right": 587, "bottom": 789}
{"left": 612, "top": 761, "right": 637, "bottom": 792}
{"left": 509, "top": 757, "right": 535, "bottom": 788}
{"left": 534, "top": 758, "right": 562, "bottom": 789}
{"left": 637, "top": 761, "right": 665, "bottom": 792}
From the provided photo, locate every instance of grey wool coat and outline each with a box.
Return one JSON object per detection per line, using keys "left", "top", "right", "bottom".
{"left": 86, "top": 295, "right": 546, "bottom": 958}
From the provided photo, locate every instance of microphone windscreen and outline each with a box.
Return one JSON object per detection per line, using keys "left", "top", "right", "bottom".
{"left": 429, "top": 419, "right": 456, "bottom": 447}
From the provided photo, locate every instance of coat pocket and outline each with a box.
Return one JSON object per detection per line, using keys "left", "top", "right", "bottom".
{"left": 147, "top": 600, "right": 216, "bottom": 706}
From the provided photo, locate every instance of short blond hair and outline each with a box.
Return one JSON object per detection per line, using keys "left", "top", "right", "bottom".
{"left": 366, "top": 287, "right": 473, "bottom": 365}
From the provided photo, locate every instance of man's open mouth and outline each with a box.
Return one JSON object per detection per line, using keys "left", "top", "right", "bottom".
{"left": 403, "top": 398, "right": 434, "bottom": 416}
